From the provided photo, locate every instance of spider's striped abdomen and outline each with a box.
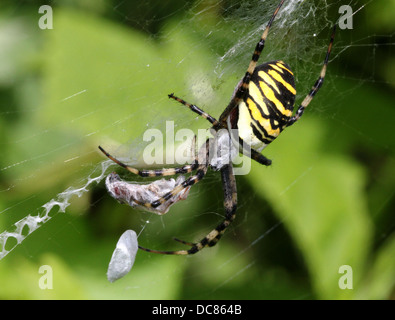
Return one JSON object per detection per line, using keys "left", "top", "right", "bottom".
{"left": 229, "top": 60, "right": 296, "bottom": 152}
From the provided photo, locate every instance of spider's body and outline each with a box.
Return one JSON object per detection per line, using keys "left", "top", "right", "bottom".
{"left": 228, "top": 60, "right": 296, "bottom": 152}
{"left": 99, "top": 0, "right": 336, "bottom": 255}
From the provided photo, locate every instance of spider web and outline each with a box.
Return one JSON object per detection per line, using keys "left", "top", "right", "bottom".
{"left": 0, "top": 0, "right": 394, "bottom": 299}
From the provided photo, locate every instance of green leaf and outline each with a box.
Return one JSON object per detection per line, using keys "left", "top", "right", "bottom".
{"left": 0, "top": 254, "right": 86, "bottom": 299}
{"left": 246, "top": 118, "right": 372, "bottom": 299}
{"left": 356, "top": 234, "right": 395, "bottom": 300}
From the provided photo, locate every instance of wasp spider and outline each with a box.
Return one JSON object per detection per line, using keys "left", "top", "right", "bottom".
{"left": 99, "top": 0, "right": 336, "bottom": 255}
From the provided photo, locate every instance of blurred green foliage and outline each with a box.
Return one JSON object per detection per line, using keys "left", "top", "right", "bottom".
{"left": 0, "top": 0, "right": 394, "bottom": 300}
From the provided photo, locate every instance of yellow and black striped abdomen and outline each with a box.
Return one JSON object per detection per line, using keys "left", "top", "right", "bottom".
{"left": 230, "top": 60, "right": 296, "bottom": 152}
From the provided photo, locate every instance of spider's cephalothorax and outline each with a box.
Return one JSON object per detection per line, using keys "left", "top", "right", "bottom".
{"left": 99, "top": 0, "right": 336, "bottom": 255}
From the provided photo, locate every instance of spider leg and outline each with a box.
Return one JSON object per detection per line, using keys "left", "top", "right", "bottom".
{"left": 134, "top": 164, "right": 208, "bottom": 210}
{"left": 168, "top": 93, "right": 219, "bottom": 126}
{"left": 287, "top": 25, "right": 336, "bottom": 127}
{"left": 137, "top": 164, "right": 209, "bottom": 255}
{"left": 200, "top": 163, "right": 237, "bottom": 248}
{"left": 237, "top": 137, "right": 272, "bottom": 166}
{"left": 219, "top": 0, "right": 285, "bottom": 125}
{"left": 138, "top": 163, "right": 237, "bottom": 255}
{"left": 98, "top": 145, "right": 199, "bottom": 177}
{"left": 173, "top": 238, "right": 196, "bottom": 246}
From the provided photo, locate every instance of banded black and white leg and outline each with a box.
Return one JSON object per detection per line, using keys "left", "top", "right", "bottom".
{"left": 138, "top": 163, "right": 237, "bottom": 255}
{"left": 219, "top": 0, "right": 286, "bottom": 125}
{"left": 99, "top": 137, "right": 211, "bottom": 211}
{"left": 98, "top": 145, "right": 199, "bottom": 177}
{"left": 134, "top": 162, "right": 209, "bottom": 212}
{"left": 287, "top": 25, "right": 336, "bottom": 127}
{"left": 168, "top": 93, "right": 219, "bottom": 126}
